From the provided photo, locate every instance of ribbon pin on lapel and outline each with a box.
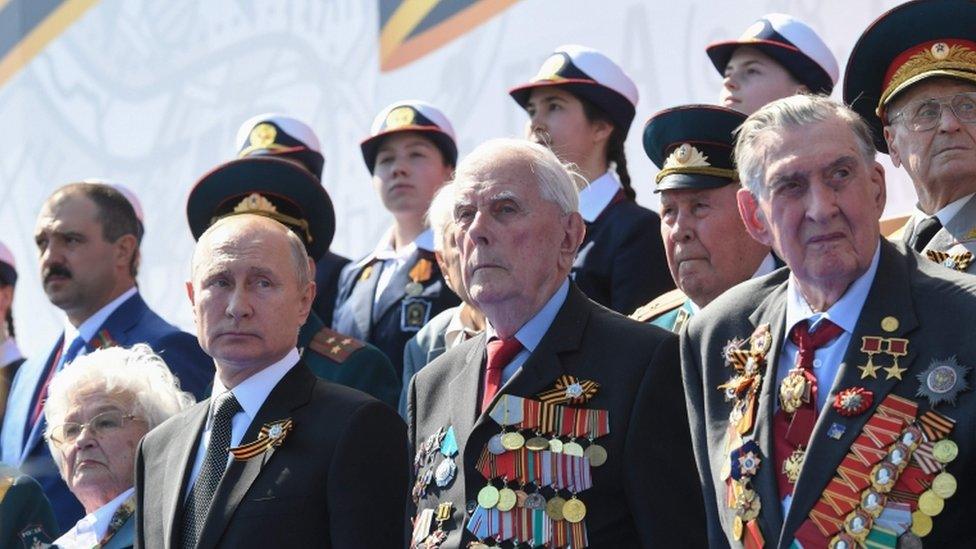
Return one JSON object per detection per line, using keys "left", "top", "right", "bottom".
{"left": 537, "top": 375, "right": 600, "bottom": 405}
{"left": 230, "top": 418, "right": 294, "bottom": 461}
{"left": 925, "top": 249, "right": 974, "bottom": 271}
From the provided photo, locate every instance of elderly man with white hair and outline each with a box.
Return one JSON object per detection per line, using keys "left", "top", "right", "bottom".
{"left": 406, "top": 138, "right": 704, "bottom": 548}
{"left": 44, "top": 343, "right": 193, "bottom": 548}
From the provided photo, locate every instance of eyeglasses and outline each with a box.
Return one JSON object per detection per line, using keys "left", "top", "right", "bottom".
{"left": 888, "top": 91, "right": 976, "bottom": 132}
{"left": 47, "top": 410, "right": 143, "bottom": 446}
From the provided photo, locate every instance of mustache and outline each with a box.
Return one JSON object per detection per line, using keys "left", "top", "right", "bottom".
{"left": 43, "top": 265, "right": 72, "bottom": 282}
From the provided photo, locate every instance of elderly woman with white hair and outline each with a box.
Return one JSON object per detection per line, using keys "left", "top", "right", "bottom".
{"left": 44, "top": 344, "right": 194, "bottom": 548}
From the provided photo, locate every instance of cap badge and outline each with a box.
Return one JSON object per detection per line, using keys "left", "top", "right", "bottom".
{"left": 233, "top": 192, "right": 278, "bottom": 215}
{"left": 532, "top": 53, "right": 567, "bottom": 82}
{"left": 931, "top": 42, "right": 950, "bottom": 60}
{"left": 248, "top": 123, "right": 278, "bottom": 149}
{"left": 385, "top": 106, "right": 416, "bottom": 130}
{"left": 882, "top": 42, "right": 976, "bottom": 108}
{"left": 664, "top": 143, "right": 711, "bottom": 170}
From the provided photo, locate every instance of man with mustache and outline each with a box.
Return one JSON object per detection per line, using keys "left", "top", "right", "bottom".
{"left": 406, "top": 139, "right": 704, "bottom": 548}
{"left": 845, "top": 0, "right": 976, "bottom": 274}
{"left": 1, "top": 182, "right": 212, "bottom": 533}
{"left": 683, "top": 94, "right": 976, "bottom": 548}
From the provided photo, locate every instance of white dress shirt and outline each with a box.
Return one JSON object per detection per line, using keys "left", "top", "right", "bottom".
{"left": 577, "top": 169, "right": 622, "bottom": 223}
{"left": 370, "top": 228, "right": 436, "bottom": 303}
{"left": 184, "top": 348, "right": 300, "bottom": 496}
{"left": 909, "top": 192, "right": 974, "bottom": 242}
{"left": 443, "top": 303, "right": 483, "bottom": 351}
{"left": 53, "top": 487, "right": 135, "bottom": 548}
{"left": 62, "top": 286, "right": 138, "bottom": 357}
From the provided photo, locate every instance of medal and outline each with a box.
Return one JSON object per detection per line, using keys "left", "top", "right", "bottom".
{"left": 917, "top": 490, "right": 944, "bottom": 516}
{"left": 406, "top": 258, "right": 433, "bottom": 295}
{"left": 549, "top": 437, "right": 564, "bottom": 453}
{"left": 501, "top": 431, "right": 525, "bottom": 450}
{"left": 524, "top": 492, "right": 546, "bottom": 510}
{"left": 910, "top": 510, "right": 933, "bottom": 537}
{"left": 783, "top": 448, "right": 806, "bottom": 484}
{"left": 833, "top": 387, "right": 873, "bottom": 417}
{"left": 563, "top": 440, "right": 584, "bottom": 457}
{"left": 779, "top": 369, "right": 808, "bottom": 414}
{"left": 440, "top": 426, "right": 458, "bottom": 457}
{"left": 860, "top": 490, "right": 885, "bottom": 518}
{"left": 931, "top": 472, "right": 957, "bottom": 498}
{"left": 514, "top": 489, "right": 528, "bottom": 508}
{"left": 487, "top": 434, "right": 506, "bottom": 455}
{"left": 496, "top": 487, "right": 517, "bottom": 512}
{"left": 477, "top": 484, "right": 500, "bottom": 508}
{"left": 828, "top": 533, "right": 858, "bottom": 549}
{"left": 870, "top": 462, "right": 898, "bottom": 493}
{"left": 525, "top": 436, "right": 549, "bottom": 451}
{"left": 915, "top": 356, "right": 971, "bottom": 407}
{"left": 732, "top": 516, "right": 744, "bottom": 541}
{"left": 562, "top": 497, "right": 587, "bottom": 523}
{"left": 229, "top": 418, "right": 293, "bottom": 461}
{"left": 434, "top": 458, "right": 456, "bottom": 488}
{"left": 932, "top": 439, "right": 958, "bottom": 463}
{"left": 842, "top": 509, "right": 872, "bottom": 541}
{"left": 405, "top": 281, "right": 423, "bottom": 296}
{"left": 546, "top": 496, "right": 566, "bottom": 521}
{"left": 583, "top": 443, "right": 607, "bottom": 467}
{"left": 897, "top": 532, "right": 923, "bottom": 549}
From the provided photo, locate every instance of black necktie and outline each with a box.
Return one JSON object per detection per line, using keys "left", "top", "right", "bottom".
{"left": 913, "top": 216, "right": 942, "bottom": 252}
{"left": 181, "top": 391, "right": 241, "bottom": 548}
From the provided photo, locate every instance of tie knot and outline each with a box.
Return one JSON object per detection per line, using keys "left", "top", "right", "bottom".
{"left": 913, "top": 216, "right": 942, "bottom": 252}
{"left": 211, "top": 391, "right": 241, "bottom": 423}
{"left": 789, "top": 319, "right": 843, "bottom": 354}
{"left": 486, "top": 337, "right": 523, "bottom": 372}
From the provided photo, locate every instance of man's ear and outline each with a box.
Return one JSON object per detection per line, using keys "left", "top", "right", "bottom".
{"left": 185, "top": 281, "right": 195, "bottom": 306}
{"left": 736, "top": 188, "right": 773, "bottom": 247}
{"left": 883, "top": 125, "right": 903, "bottom": 167}
{"left": 114, "top": 234, "right": 138, "bottom": 272}
{"left": 563, "top": 212, "right": 586, "bottom": 255}
{"left": 434, "top": 250, "right": 451, "bottom": 285}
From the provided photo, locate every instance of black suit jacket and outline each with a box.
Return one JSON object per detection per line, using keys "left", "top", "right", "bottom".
{"left": 682, "top": 239, "right": 976, "bottom": 548}
{"left": 573, "top": 199, "right": 673, "bottom": 316}
{"left": 407, "top": 284, "right": 705, "bottom": 548}
{"left": 135, "top": 361, "right": 409, "bottom": 549}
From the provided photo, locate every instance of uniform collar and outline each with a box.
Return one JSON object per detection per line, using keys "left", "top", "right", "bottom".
{"left": 785, "top": 242, "right": 880, "bottom": 335}
{"left": 210, "top": 348, "right": 300, "bottom": 426}
{"left": 63, "top": 286, "right": 138, "bottom": 344}
{"left": 371, "top": 227, "right": 435, "bottom": 261}
{"left": 53, "top": 486, "right": 135, "bottom": 547}
{"left": 912, "top": 192, "right": 975, "bottom": 227}
{"left": 578, "top": 169, "right": 622, "bottom": 222}
{"left": 444, "top": 303, "right": 484, "bottom": 350}
{"left": 486, "top": 279, "right": 570, "bottom": 352}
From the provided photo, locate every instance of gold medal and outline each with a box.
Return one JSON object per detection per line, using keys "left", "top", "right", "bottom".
{"left": 918, "top": 490, "right": 944, "bottom": 516}
{"left": 405, "top": 281, "right": 423, "bottom": 296}
{"left": 525, "top": 436, "right": 549, "bottom": 451}
{"left": 932, "top": 439, "right": 959, "bottom": 463}
{"left": 911, "top": 510, "right": 933, "bottom": 537}
{"left": 732, "top": 516, "right": 744, "bottom": 540}
{"left": 563, "top": 440, "right": 584, "bottom": 457}
{"left": 546, "top": 496, "right": 566, "bottom": 521}
{"left": 562, "top": 497, "right": 587, "bottom": 523}
{"left": 583, "top": 443, "right": 607, "bottom": 467}
{"left": 497, "top": 487, "right": 517, "bottom": 512}
{"left": 549, "top": 437, "right": 564, "bottom": 453}
{"left": 783, "top": 448, "right": 805, "bottom": 484}
{"left": 501, "top": 431, "right": 525, "bottom": 450}
{"left": 779, "top": 370, "right": 808, "bottom": 414}
{"left": 932, "top": 472, "right": 957, "bottom": 499}
{"left": 477, "top": 485, "right": 500, "bottom": 508}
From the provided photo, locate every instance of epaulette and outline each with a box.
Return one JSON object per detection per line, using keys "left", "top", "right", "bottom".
{"left": 0, "top": 475, "right": 13, "bottom": 503}
{"left": 630, "top": 288, "right": 687, "bottom": 322}
{"left": 308, "top": 326, "right": 365, "bottom": 363}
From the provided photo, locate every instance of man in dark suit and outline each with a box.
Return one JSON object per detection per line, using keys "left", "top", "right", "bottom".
{"left": 407, "top": 139, "right": 704, "bottom": 548}
{"left": 1, "top": 182, "right": 213, "bottom": 533}
{"left": 136, "top": 214, "right": 407, "bottom": 549}
{"left": 683, "top": 94, "right": 976, "bottom": 548}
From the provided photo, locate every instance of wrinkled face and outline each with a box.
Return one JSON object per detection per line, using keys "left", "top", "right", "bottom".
{"left": 524, "top": 87, "right": 605, "bottom": 166}
{"left": 884, "top": 79, "right": 976, "bottom": 193}
{"left": 34, "top": 194, "right": 126, "bottom": 318}
{"left": 660, "top": 184, "right": 768, "bottom": 306}
{"left": 188, "top": 217, "right": 313, "bottom": 378}
{"left": 437, "top": 226, "right": 472, "bottom": 303}
{"left": 57, "top": 393, "right": 147, "bottom": 505}
{"left": 453, "top": 157, "right": 581, "bottom": 313}
{"left": 720, "top": 47, "right": 804, "bottom": 115}
{"left": 372, "top": 132, "right": 453, "bottom": 217}
{"left": 738, "top": 118, "right": 885, "bottom": 288}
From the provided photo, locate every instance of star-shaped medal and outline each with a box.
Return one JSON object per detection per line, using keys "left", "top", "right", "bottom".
{"left": 884, "top": 363, "right": 907, "bottom": 380}
{"left": 859, "top": 362, "right": 880, "bottom": 379}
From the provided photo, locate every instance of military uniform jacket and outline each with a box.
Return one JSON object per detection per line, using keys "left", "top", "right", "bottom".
{"left": 901, "top": 193, "right": 976, "bottom": 274}
{"left": 135, "top": 361, "right": 409, "bottom": 549}
{"left": 407, "top": 285, "right": 705, "bottom": 548}
{"left": 0, "top": 465, "right": 56, "bottom": 548}
{"left": 0, "top": 292, "right": 213, "bottom": 533}
{"left": 573, "top": 198, "right": 674, "bottom": 316}
{"left": 682, "top": 239, "right": 976, "bottom": 548}
{"left": 333, "top": 247, "right": 459, "bottom": 377}
{"left": 631, "top": 288, "right": 693, "bottom": 334}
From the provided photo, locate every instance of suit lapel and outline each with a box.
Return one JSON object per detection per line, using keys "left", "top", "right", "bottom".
{"left": 447, "top": 332, "right": 488, "bottom": 452}
{"left": 0, "top": 338, "right": 60, "bottom": 464}
{"left": 163, "top": 404, "right": 209, "bottom": 548}
{"left": 781, "top": 241, "right": 919, "bottom": 544}
{"left": 928, "top": 194, "right": 976, "bottom": 251}
{"left": 196, "top": 364, "right": 315, "bottom": 549}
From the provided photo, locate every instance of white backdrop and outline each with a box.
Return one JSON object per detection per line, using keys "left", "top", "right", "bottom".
{"left": 0, "top": 0, "right": 912, "bottom": 357}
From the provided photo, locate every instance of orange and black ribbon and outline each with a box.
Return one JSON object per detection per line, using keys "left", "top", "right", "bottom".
{"left": 925, "top": 249, "right": 974, "bottom": 271}
{"left": 230, "top": 418, "right": 293, "bottom": 461}
{"left": 537, "top": 375, "right": 599, "bottom": 405}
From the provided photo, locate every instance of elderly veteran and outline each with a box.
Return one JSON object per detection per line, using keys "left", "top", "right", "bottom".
{"left": 845, "top": 0, "right": 976, "bottom": 273}
{"left": 708, "top": 13, "right": 838, "bottom": 115}
{"left": 407, "top": 139, "right": 704, "bottom": 548}
{"left": 683, "top": 94, "right": 976, "bottom": 548}
{"left": 399, "top": 183, "right": 485, "bottom": 418}
{"left": 43, "top": 343, "right": 193, "bottom": 548}
{"left": 632, "top": 105, "right": 775, "bottom": 332}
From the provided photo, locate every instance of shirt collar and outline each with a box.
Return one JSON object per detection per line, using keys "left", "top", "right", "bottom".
{"left": 371, "top": 228, "right": 435, "bottom": 261}
{"left": 577, "top": 169, "right": 622, "bottom": 222}
{"left": 210, "top": 348, "right": 300, "bottom": 423}
{"left": 53, "top": 486, "right": 135, "bottom": 547}
{"left": 486, "top": 279, "right": 570, "bottom": 352}
{"left": 752, "top": 253, "right": 778, "bottom": 279}
{"left": 0, "top": 338, "right": 23, "bottom": 367}
{"left": 444, "top": 303, "right": 483, "bottom": 350}
{"left": 63, "top": 287, "right": 138, "bottom": 344}
{"left": 912, "top": 192, "right": 975, "bottom": 227}
{"left": 785, "top": 242, "right": 881, "bottom": 335}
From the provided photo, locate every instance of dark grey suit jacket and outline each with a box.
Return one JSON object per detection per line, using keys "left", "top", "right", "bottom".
{"left": 407, "top": 284, "right": 706, "bottom": 548}
{"left": 904, "top": 193, "right": 976, "bottom": 274}
{"left": 682, "top": 239, "right": 976, "bottom": 548}
{"left": 399, "top": 306, "right": 457, "bottom": 417}
{"left": 135, "top": 361, "right": 408, "bottom": 549}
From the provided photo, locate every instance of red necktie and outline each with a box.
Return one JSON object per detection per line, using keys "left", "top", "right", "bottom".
{"left": 481, "top": 337, "right": 523, "bottom": 413}
{"left": 774, "top": 319, "right": 843, "bottom": 500}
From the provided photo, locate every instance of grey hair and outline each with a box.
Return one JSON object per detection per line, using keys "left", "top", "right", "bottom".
{"left": 453, "top": 138, "right": 580, "bottom": 214}
{"left": 44, "top": 343, "right": 195, "bottom": 471}
{"left": 427, "top": 183, "right": 457, "bottom": 252}
{"left": 735, "top": 94, "right": 877, "bottom": 197}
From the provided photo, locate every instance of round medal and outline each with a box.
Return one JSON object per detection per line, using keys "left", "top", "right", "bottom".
{"left": 497, "top": 487, "right": 517, "bottom": 512}
{"left": 501, "top": 431, "right": 525, "bottom": 450}
{"left": 897, "top": 532, "right": 923, "bottom": 549}
{"left": 932, "top": 472, "right": 957, "bottom": 499}
{"left": 932, "top": 439, "right": 959, "bottom": 463}
{"left": 525, "top": 436, "right": 549, "bottom": 452}
{"left": 525, "top": 492, "right": 546, "bottom": 510}
{"left": 487, "top": 434, "right": 506, "bottom": 455}
{"left": 405, "top": 281, "right": 423, "bottom": 296}
{"left": 477, "top": 485, "right": 500, "bottom": 509}
{"left": 563, "top": 440, "right": 584, "bottom": 457}
{"left": 562, "top": 498, "right": 587, "bottom": 523}
{"left": 583, "top": 443, "right": 608, "bottom": 467}
{"left": 917, "top": 490, "right": 944, "bottom": 516}
{"left": 910, "top": 510, "right": 933, "bottom": 537}
{"left": 828, "top": 533, "right": 857, "bottom": 549}
{"left": 546, "top": 496, "right": 566, "bottom": 521}
{"left": 860, "top": 490, "right": 885, "bottom": 518}
{"left": 870, "top": 462, "right": 897, "bottom": 493}
{"left": 515, "top": 489, "right": 528, "bottom": 508}
{"left": 434, "top": 458, "right": 456, "bottom": 488}
{"left": 549, "top": 437, "right": 564, "bottom": 453}
{"left": 843, "top": 509, "right": 871, "bottom": 540}
{"left": 732, "top": 516, "right": 744, "bottom": 541}
{"left": 885, "top": 443, "right": 910, "bottom": 470}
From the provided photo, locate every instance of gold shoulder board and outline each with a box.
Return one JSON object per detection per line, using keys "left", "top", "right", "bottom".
{"left": 308, "top": 327, "right": 366, "bottom": 363}
{"left": 630, "top": 288, "right": 687, "bottom": 322}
